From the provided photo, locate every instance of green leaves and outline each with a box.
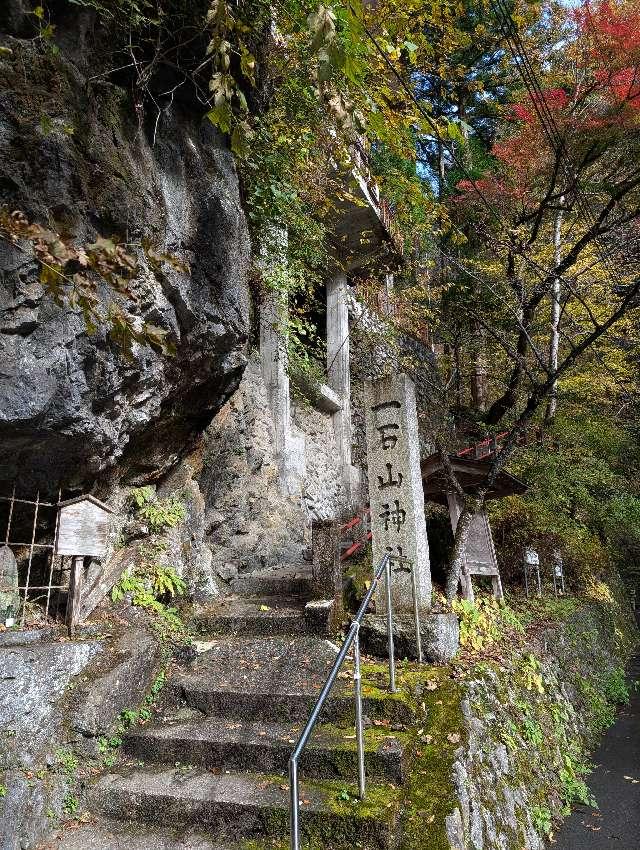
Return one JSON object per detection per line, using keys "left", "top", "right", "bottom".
{"left": 111, "top": 554, "right": 186, "bottom": 632}
{"left": 152, "top": 566, "right": 186, "bottom": 598}
{"left": 207, "top": 102, "right": 232, "bottom": 134}
{"left": 239, "top": 43, "right": 256, "bottom": 84}
{"left": 345, "top": 0, "right": 364, "bottom": 24}
{"left": 445, "top": 120, "right": 466, "bottom": 144}
{"left": 134, "top": 493, "right": 187, "bottom": 533}
{"left": 452, "top": 595, "right": 524, "bottom": 652}
{"left": 230, "top": 118, "right": 256, "bottom": 158}
{"left": 204, "top": 0, "right": 258, "bottom": 163}
{"left": 128, "top": 486, "right": 155, "bottom": 509}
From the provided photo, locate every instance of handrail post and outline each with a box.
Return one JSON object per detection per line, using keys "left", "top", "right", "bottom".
{"left": 288, "top": 552, "right": 396, "bottom": 850}
{"left": 385, "top": 556, "right": 397, "bottom": 693}
{"left": 353, "top": 623, "right": 366, "bottom": 798}
{"left": 289, "top": 756, "right": 299, "bottom": 850}
{"left": 410, "top": 559, "right": 423, "bottom": 664}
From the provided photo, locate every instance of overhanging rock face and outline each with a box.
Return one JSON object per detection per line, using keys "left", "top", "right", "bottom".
{"left": 0, "top": 19, "right": 250, "bottom": 490}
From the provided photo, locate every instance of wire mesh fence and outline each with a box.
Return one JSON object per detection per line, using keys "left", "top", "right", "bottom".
{"left": 0, "top": 485, "right": 72, "bottom": 627}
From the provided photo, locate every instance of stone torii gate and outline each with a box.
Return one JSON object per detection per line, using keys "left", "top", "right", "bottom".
{"left": 421, "top": 453, "right": 527, "bottom": 602}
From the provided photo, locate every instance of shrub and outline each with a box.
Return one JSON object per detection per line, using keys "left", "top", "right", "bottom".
{"left": 128, "top": 487, "right": 187, "bottom": 532}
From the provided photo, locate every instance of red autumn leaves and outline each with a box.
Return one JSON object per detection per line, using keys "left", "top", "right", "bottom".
{"left": 454, "top": 0, "right": 640, "bottom": 214}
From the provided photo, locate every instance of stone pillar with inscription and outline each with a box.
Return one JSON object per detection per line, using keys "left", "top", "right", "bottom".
{"left": 364, "top": 374, "right": 431, "bottom": 612}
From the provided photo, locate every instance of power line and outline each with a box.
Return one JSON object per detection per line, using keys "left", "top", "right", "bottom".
{"left": 357, "top": 14, "right": 624, "bottom": 308}
{"left": 272, "top": 0, "right": 635, "bottom": 355}
{"left": 490, "top": 0, "right": 628, "bottom": 286}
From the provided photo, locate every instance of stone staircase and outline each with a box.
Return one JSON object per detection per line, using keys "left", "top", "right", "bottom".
{"left": 54, "top": 564, "right": 417, "bottom": 850}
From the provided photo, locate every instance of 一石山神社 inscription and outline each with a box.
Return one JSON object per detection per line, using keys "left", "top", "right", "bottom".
{"left": 364, "top": 374, "right": 431, "bottom": 612}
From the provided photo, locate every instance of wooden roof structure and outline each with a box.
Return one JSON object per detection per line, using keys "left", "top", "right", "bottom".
{"left": 58, "top": 494, "right": 114, "bottom": 513}
{"left": 421, "top": 453, "right": 528, "bottom": 506}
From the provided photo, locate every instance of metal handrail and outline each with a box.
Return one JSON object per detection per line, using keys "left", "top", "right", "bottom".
{"left": 288, "top": 552, "right": 422, "bottom": 850}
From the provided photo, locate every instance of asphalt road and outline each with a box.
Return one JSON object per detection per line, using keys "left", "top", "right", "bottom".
{"left": 552, "top": 652, "right": 640, "bottom": 850}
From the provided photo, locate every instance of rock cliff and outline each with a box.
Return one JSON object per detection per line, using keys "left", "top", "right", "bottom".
{"left": 0, "top": 6, "right": 250, "bottom": 490}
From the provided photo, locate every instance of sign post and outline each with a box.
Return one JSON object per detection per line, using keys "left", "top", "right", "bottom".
{"left": 364, "top": 374, "right": 431, "bottom": 612}
{"left": 55, "top": 495, "right": 114, "bottom": 635}
{"left": 0, "top": 546, "right": 19, "bottom": 626}
{"left": 523, "top": 547, "right": 541, "bottom": 598}
{"left": 552, "top": 549, "right": 565, "bottom": 596}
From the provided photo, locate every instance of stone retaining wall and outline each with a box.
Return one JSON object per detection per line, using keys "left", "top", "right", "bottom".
{"left": 444, "top": 591, "right": 638, "bottom": 849}
{"left": 0, "top": 611, "right": 163, "bottom": 850}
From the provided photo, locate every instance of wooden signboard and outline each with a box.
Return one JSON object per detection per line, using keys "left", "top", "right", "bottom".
{"left": 446, "top": 493, "right": 503, "bottom": 602}
{"left": 55, "top": 495, "right": 114, "bottom": 637}
{"left": 55, "top": 495, "right": 114, "bottom": 558}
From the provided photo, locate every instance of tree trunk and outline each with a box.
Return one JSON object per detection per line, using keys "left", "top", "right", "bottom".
{"left": 445, "top": 497, "right": 481, "bottom": 602}
{"left": 458, "top": 89, "right": 473, "bottom": 171}
{"left": 454, "top": 344, "right": 462, "bottom": 410}
{"left": 470, "top": 325, "right": 488, "bottom": 412}
{"left": 485, "top": 252, "right": 528, "bottom": 425}
{"left": 545, "top": 200, "right": 564, "bottom": 423}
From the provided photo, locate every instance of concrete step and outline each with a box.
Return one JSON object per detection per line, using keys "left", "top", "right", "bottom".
{"left": 176, "top": 673, "right": 412, "bottom": 724}
{"left": 230, "top": 565, "right": 313, "bottom": 598}
{"left": 91, "top": 766, "right": 401, "bottom": 849}
{"left": 190, "top": 597, "right": 308, "bottom": 637}
{"left": 169, "top": 635, "right": 346, "bottom": 721}
{"left": 170, "top": 636, "right": 411, "bottom": 723}
{"left": 123, "top": 717, "right": 408, "bottom": 782}
{"left": 178, "top": 678, "right": 354, "bottom": 722}
{"left": 44, "top": 818, "right": 230, "bottom": 850}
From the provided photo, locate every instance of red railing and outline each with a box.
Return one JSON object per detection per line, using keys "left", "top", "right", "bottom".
{"left": 340, "top": 509, "right": 371, "bottom": 562}
{"left": 339, "top": 427, "right": 545, "bottom": 563}
{"left": 456, "top": 431, "right": 509, "bottom": 460}
{"left": 456, "top": 426, "right": 544, "bottom": 461}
